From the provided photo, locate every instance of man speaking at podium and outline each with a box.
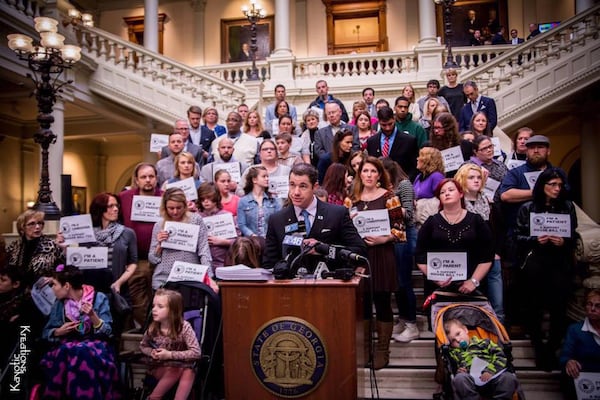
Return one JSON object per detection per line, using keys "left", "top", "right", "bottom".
{"left": 263, "top": 163, "right": 366, "bottom": 274}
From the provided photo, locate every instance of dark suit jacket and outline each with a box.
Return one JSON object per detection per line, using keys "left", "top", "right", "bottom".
{"left": 458, "top": 96, "right": 498, "bottom": 133}
{"left": 313, "top": 124, "right": 359, "bottom": 158}
{"left": 160, "top": 142, "right": 203, "bottom": 165}
{"left": 366, "top": 131, "right": 418, "bottom": 180}
{"left": 263, "top": 200, "right": 366, "bottom": 272}
{"left": 189, "top": 126, "right": 216, "bottom": 153}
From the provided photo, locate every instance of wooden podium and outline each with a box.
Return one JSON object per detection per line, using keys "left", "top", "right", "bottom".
{"left": 220, "top": 276, "right": 365, "bottom": 399}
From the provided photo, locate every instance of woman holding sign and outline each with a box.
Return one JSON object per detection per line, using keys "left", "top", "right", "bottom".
{"left": 162, "top": 151, "right": 202, "bottom": 191}
{"left": 344, "top": 156, "right": 405, "bottom": 370}
{"left": 197, "top": 182, "right": 239, "bottom": 271}
{"left": 149, "top": 188, "right": 212, "bottom": 290}
{"left": 415, "top": 178, "right": 493, "bottom": 300}
{"left": 516, "top": 167, "right": 578, "bottom": 370}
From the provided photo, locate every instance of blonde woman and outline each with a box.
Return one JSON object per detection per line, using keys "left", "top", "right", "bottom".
{"left": 148, "top": 188, "right": 212, "bottom": 289}
{"left": 402, "top": 84, "right": 420, "bottom": 122}
{"left": 418, "top": 97, "right": 441, "bottom": 134}
{"left": 243, "top": 110, "right": 264, "bottom": 138}
{"left": 202, "top": 107, "right": 226, "bottom": 136}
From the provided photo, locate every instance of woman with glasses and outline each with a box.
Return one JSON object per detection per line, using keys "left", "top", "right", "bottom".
{"left": 516, "top": 167, "right": 578, "bottom": 370}
{"left": 7, "top": 209, "right": 64, "bottom": 280}
{"left": 237, "top": 139, "right": 291, "bottom": 196}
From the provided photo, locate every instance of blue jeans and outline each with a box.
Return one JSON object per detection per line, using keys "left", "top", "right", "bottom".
{"left": 487, "top": 259, "right": 505, "bottom": 323}
{"left": 394, "top": 226, "right": 417, "bottom": 322}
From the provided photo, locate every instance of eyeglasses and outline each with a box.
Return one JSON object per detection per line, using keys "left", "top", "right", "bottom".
{"left": 176, "top": 127, "right": 189, "bottom": 131}
{"left": 107, "top": 203, "right": 120, "bottom": 209}
{"left": 261, "top": 148, "right": 276, "bottom": 152}
{"left": 477, "top": 144, "right": 494, "bottom": 152}
{"left": 26, "top": 221, "right": 45, "bottom": 228}
{"left": 545, "top": 182, "right": 563, "bottom": 188}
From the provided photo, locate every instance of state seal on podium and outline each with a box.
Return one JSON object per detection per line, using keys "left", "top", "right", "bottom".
{"left": 250, "top": 317, "right": 328, "bottom": 398}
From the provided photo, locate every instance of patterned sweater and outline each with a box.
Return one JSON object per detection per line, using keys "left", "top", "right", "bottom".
{"left": 448, "top": 336, "right": 508, "bottom": 374}
{"left": 140, "top": 320, "right": 201, "bottom": 369}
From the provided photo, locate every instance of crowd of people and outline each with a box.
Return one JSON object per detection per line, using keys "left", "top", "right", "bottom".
{"left": 0, "top": 76, "right": 595, "bottom": 399}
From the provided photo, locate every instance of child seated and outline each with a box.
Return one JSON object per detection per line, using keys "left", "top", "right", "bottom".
{"left": 140, "top": 289, "right": 201, "bottom": 400}
{"left": 444, "top": 318, "right": 518, "bottom": 400}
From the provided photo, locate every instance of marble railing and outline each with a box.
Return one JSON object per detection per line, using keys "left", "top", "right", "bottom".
{"left": 0, "top": 0, "right": 44, "bottom": 18}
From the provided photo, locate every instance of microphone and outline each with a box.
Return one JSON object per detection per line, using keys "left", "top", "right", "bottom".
{"left": 321, "top": 268, "right": 355, "bottom": 281}
{"left": 314, "top": 242, "right": 367, "bottom": 263}
{"left": 273, "top": 253, "right": 293, "bottom": 280}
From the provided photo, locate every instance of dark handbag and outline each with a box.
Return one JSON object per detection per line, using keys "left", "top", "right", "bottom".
{"left": 110, "top": 289, "right": 132, "bottom": 316}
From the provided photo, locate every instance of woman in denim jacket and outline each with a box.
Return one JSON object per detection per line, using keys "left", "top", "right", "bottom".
{"left": 237, "top": 165, "right": 281, "bottom": 238}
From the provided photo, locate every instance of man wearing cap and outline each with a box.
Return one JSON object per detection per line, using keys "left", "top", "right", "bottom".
{"left": 497, "top": 134, "right": 561, "bottom": 323}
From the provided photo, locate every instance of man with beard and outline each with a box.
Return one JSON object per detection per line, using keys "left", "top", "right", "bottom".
{"left": 200, "top": 137, "right": 248, "bottom": 192}
{"left": 210, "top": 112, "right": 258, "bottom": 166}
{"left": 498, "top": 135, "right": 564, "bottom": 324}
{"left": 119, "top": 163, "right": 163, "bottom": 326}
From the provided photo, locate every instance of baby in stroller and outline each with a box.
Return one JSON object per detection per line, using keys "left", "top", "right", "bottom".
{"left": 444, "top": 318, "right": 518, "bottom": 400}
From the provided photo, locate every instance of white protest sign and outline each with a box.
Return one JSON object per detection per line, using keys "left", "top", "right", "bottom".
{"left": 426, "top": 252, "right": 468, "bottom": 281}
{"left": 203, "top": 213, "right": 237, "bottom": 239}
{"left": 530, "top": 212, "right": 572, "bottom": 238}
{"left": 491, "top": 137, "right": 502, "bottom": 158}
{"left": 166, "top": 177, "right": 198, "bottom": 201}
{"left": 162, "top": 221, "right": 200, "bottom": 252}
{"left": 524, "top": 171, "right": 542, "bottom": 190}
{"left": 60, "top": 214, "right": 95, "bottom": 244}
{"left": 470, "top": 356, "right": 506, "bottom": 387}
{"left": 31, "top": 277, "right": 56, "bottom": 316}
{"left": 150, "top": 133, "right": 169, "bottom": 152}
{"left": 131, "top": 195, "right": 162, "bottom": 222}
{"left": 66, "top": 247, "right": 108, "bottom": 269}
{"left": 506, "top": 159, "right": 526, "bottom": 170}
{"left": 269, "top": 175, "right": 290, "bottom": 199}
{"left": 167, "top": 261, "right": 209, "bottom": 283}
{"left": 483, "top": 178, "right": 501, "bottom": 202}
{"left": 353, "top": 209, "right": 391, "bottom": 238}
{"left": 213, "top": 162, "right": 241, "bottom": 183}
{"left": 575, "top": 372, "right": 600, "bottom": 400}
{"left": 271, "top": 119, "right": 280, "bottom": 136}
{"left": 441, "top": 146, "right": 464, "bottom": 172}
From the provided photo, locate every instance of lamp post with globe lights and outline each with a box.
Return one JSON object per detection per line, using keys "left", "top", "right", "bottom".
{"left": 434, "top": 0, "right": 459, "bottom": 69}
{"left": 7, "top": 16, "right": 81, "bottom": 219}
{"left": 242, "top": 0, "right": 266, "bottom": 81}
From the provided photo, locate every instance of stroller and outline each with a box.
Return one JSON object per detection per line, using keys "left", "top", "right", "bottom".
{"left": 123, "top": 280, "right": 223, "bottom": 400}
{"left": 429, "top": 291, "right": 526, "bottom": 400}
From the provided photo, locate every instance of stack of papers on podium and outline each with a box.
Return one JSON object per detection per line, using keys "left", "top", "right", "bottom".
{"left": 216, "top": 264, "right": 273, "bottom": 280}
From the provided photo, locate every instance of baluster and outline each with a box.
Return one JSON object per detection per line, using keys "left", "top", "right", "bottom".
{"left": 106, "top": 42, "right": 116, "bottom": 61}
{"left": 16, "top": 0, "right": 24, "bottom": 12}
{"left": 116, "top": 45, "right": 126, "bottom": 65}
{"left": 546, "top": 37, "right": 559, "bottom": 59}
{"left": 497, "top": 62, "right": 510, "bottom": 88}
{"left": 534, "top": 43, "right": 546, "bottom": 65}
{"left": 97, "top": 37, "right": 107, "bottom": 57}
{"left": 558, "top": 31, "right": 571, "bottom": 53}
{"left": 33, "top": 1, "right": 41, "bottom": 17}
{"left": 25, "top": 0, "right": 33, "bottom": 16}
{"left": 126, "top": 49, "right": 136, "bottom": 70}
{"left": 89, "top": 33, "right": 98, "bottom": 54}
{"left": 7, "top": 0, "right": 17, "bottom": 7}
{"left": 509, "top": 55, "right": 521, "bottom": 78}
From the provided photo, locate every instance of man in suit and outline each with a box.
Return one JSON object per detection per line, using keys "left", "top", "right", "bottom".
{"left": 263, "top": 163, "right": 366, "bottom": 272}
{"left": 458, "top": 80, "right": 498, "bottom": 133}
{"left": 159, "top": 118, "right": 203, "bottom": 164}
{"left": 186, "top": 105, "right": 216, "bottom": 165}
{"left": 509, "top": 29, "right": 524, "bottom": 45}
{"left": 366, "top": 106, "right": 418, "bottom": 180}
{"left": 527, "top": 23, "right": 541, "bottom": 40}
{"left": 314, "top": 102, "right": 359, "bottom": 159}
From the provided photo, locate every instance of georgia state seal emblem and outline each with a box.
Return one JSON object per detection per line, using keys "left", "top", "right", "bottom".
{"left": 251, "top": 317, "right": 327, "bottom": 398}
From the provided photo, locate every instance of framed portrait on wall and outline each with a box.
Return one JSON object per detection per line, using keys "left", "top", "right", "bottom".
{"left": 220, "top": 16, "right": 274, "bottom": 64}
{"left": 436, "top": 0, "right": 508, "bottom": 46}
{"left": 72, "top": 186, "right": 87, "bottom": 215}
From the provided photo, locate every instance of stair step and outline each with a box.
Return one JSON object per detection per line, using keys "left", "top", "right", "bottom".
{"left": 361, "top": 368, "right": 563, "bottom": 399}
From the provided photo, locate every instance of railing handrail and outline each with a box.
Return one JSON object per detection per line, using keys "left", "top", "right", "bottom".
{"left": 73, "top": 24, "right": 245, "bottom": 96}
{"left": 460, "top": 3, "right": 600, "bottom": 82}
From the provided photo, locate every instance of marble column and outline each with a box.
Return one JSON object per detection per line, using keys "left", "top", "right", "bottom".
{"left": 144, "top": 0, "right": 159, "bottom": 53}
{"left": 418, "top": 0, "right": 438, "bottom": 46}
{"left": 272, "top": 0, "right": 292, "bottom": 56}
{"left": 191, "top": 0, "right": 207, "bottom": 66}
{"left": 48, "top": 99, "right": 64, "bottom": 210}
